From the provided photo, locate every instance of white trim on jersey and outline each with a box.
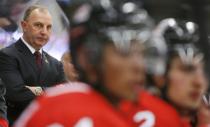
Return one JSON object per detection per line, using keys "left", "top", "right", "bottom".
{"left": 45, "top": 82, "right": 91, "bottom": 97}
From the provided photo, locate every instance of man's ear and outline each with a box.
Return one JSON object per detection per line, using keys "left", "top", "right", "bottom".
{"left": 20, "top": 21, "right": 27, "bottom": 32}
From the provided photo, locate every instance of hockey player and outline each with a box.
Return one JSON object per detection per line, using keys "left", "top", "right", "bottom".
{"left": 119, "top": 18, "right": 209, "bottom": 127}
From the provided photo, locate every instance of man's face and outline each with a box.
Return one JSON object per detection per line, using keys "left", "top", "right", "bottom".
{"left": 101, "top": 42, "right": 146, "bottom": 101}
{"left": 167, "top": 57, "right": 208, "bottom": 110}
{"left": 21, "top": 9, "right": 52, "bottom": 50}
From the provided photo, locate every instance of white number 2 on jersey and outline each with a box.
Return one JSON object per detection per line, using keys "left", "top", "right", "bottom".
{"left": 74, "top": 117, "right": 93, "bottom": 127}
{"left": 133, "top": 110, "right": 155, "bottom": 127}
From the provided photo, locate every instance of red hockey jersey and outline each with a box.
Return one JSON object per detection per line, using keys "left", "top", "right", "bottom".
{"left": 119, "top": 91, "right": 191, "bottom": 127}
{"left": 14, "top": 82, "right": 132, "bottom": 127}
{"left": 0, "top": 118, "right": 8, "bottom": 127}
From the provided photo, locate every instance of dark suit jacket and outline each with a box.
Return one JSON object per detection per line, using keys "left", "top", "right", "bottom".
{"left": 0, "top": 39, "right": 66, "bottom": 123}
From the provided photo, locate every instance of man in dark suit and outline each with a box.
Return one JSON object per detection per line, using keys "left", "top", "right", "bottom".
{"left": 0, "top": 5, "right": 66, "bottom": 124}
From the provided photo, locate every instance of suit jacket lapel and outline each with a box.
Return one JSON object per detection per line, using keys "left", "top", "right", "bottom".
{"left": 15, "top": 39, "right": 38, "bottom": 73}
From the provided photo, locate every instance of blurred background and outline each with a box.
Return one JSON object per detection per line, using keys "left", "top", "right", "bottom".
{"left": 0, "top": 0, "right": 210, "bottom": 64}
{"left": 1, "top": 0, "right": 210, "bottom": 59}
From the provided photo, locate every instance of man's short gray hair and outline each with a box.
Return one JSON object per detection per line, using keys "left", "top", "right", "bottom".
{"left": 23, "top": 5, "right": 48, "bottom": 21}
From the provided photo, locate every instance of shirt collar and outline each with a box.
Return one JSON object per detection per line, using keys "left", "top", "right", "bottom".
{"left": 21, "top": 36, "right": 42, "bottom": 54}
